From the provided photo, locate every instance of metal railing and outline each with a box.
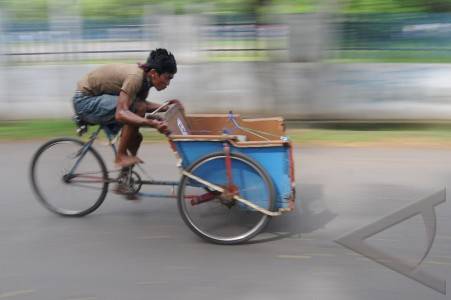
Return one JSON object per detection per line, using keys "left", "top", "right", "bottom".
{"left": 0, "top": 16, "right": 289, "bottom": 64}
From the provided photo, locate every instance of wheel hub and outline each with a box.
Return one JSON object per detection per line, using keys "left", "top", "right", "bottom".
{"left": 62, "top": 173, "right": 74, "bottom": 183}
{"left": 219, "top": 185, "right": 238, "bottom": 208}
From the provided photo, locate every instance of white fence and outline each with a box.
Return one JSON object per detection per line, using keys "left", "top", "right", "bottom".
{"left": 2, "top": 62, "right": 451, "bottom": 120}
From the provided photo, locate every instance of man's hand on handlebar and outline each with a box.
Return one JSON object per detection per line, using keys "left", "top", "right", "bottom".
{"left": 146, "top": 117, "right": 171, "bottom": 136}
{"left": 155, "top": 121, "right": 171, "bottom": 136}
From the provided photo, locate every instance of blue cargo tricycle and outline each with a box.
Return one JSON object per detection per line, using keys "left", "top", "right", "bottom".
{"left": 30, "top": 105, "right": 296, "bottom": 244}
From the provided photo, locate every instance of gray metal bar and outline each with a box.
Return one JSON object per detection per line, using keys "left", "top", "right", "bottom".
{"left": 137, "top": 192, "right": 177, "bottom": 198}
{"left": 140, "top": 180, "right": 179, "bottom": 186}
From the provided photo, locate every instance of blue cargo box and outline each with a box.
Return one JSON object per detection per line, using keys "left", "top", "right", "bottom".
{"left": 173, "top": 139, "right": 295, "bottom": 210}
{"left": 164, "top": 109, "right": 295, "bottom": 211}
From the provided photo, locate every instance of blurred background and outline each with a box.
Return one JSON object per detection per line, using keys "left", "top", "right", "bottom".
{"left": 1, "top": 0, "right": 451, "bottom": 120}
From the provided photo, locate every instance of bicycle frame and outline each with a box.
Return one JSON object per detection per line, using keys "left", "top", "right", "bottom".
{"left": 65, "top": 124, "right": 182, "bottom": 198}
{"left": 66, "top": 126, "right": 105, "bottom": 180}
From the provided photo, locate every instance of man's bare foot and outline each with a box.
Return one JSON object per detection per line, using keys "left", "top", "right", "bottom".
{"left": 115, "top": 155, "right": 142, "bottom": 167}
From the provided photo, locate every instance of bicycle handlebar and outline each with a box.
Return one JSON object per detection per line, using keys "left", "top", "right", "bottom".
{"left": 147, "top": 100, "right": 170, "bottom": 116}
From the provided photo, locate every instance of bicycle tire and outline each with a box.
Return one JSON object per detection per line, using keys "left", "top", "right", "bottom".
{"left": 30, "top": 137, "right": 109, "bottom": 217}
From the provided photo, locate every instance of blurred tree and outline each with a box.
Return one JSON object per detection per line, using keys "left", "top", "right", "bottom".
{"left": 0, "top": 0, "right": 320, "bottom": 21}
{"left": 406, "top": 0, "right": 451, "bottom": 12}
{"left": 80, "top": 0, "right": 147, "bottom": 20}
{"left": 343, "top": 0, "right": 451, "bottom": 12}
{"left": 0, "top": 0, "right": 48, "bottom": 21}
{"left": 2, "top": 0, "right": 451, "bottom": 21}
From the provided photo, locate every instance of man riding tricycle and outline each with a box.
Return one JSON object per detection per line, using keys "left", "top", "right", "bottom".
{"left": 30, "top": 49, "right": 296, "bottom": 245}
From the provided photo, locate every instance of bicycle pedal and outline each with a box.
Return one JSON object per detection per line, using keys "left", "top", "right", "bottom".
{"left": 73, "top": 115, "right": 88, "bottom": 136}
{"left": 76, "top": 125, "right": 88, "bottom": 136}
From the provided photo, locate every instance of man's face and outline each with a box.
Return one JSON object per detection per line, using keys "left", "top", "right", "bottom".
{"left": 149, "top": 69, "right": 174, "bottom": 91}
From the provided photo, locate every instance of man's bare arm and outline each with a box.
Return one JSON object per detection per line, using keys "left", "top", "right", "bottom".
{"left": 115, "top": 91, "right": 159, "bottom": 127}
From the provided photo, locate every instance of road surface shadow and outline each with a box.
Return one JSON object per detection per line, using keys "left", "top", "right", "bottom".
{"left": 249, "top": 183, "right": 337, "bottom": 244}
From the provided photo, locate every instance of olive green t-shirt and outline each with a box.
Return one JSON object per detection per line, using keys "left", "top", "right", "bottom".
{"left": 76, "top": 64, "right": 151, "bottom": 100}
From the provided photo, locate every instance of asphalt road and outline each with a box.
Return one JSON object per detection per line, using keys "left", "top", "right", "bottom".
{"left": 1, "top": 141, "right": 450, "bottom": 300}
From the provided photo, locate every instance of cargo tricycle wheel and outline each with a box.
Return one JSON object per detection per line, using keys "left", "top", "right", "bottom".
{"left": 177, "top": 151, "right": 276, "bottom": 245}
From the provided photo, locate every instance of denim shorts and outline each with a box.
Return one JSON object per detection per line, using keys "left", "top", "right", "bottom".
{"left": 73, "top": 92, "right": 123, "bottom": 134}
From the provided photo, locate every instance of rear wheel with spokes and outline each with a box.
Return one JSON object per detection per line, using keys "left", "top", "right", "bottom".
{"left": 177, "top": 151, "right": 276, "bottom": 245}
{"left": 30, "top": 138, "right": 109, "bottom": 217}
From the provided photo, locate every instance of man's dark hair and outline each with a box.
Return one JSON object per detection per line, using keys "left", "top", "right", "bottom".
{"left": 140, "top": 48, "right": 177, "bottom": 74}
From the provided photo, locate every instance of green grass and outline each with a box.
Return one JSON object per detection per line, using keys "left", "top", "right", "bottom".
{"left": 0, "top": 119, "right": 166, "bottom": 142}
{"left": 288, "top": 128, "right": 451, "bottom": 145}
{"left": 0, "top": 119, "right": 76, "bottom": 140}
{"left": 287, "top": 122, "right": 451, "bottom": 146}
{"left": 9, "top": 48, "right": 451, "bottom": 65}
{"left": 3, "top": 119, "right": 451, "bottom": 147}
{"left": 328, "top": 50, "right": 451, "bottom": 64}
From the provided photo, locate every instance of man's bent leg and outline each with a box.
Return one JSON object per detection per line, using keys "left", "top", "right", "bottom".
{"left": 127, "top": 101, "right": 146, "bottom": 156}
{"left": 116, "top": 125, "right": 142, "bottom": 167}
{"left": 115, "top": 101, "right": 147, "bottom": 167}
{"left": 128, "top": 132, "right": 143, "bottom": 157}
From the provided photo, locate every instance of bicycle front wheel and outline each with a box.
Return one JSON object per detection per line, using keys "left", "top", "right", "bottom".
{"left": 177, "top": 151, "right": 275, "bottom": 245}
{"left": 30, "top": 138, "right": 109, "bottom": 217}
